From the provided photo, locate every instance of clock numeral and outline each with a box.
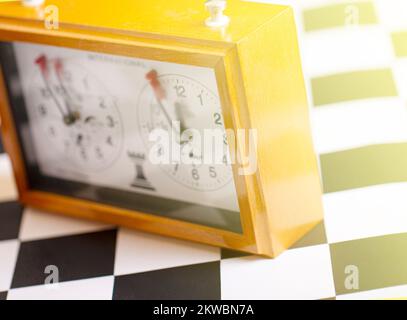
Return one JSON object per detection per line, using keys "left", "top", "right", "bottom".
{"left": 223, "top": 154, "right": 228, "bottom": 165}
{"left": 197, "top": 91, "right": 204, "bottom": 106}
{"left": 223, "top": 133, "right": 228, "bottom": 145}
{"left": 99, "top": 97, "right": 107, "bottom": 109}
{"left": 95, "top": 147, "right": 104, "bottom": 159}
{"left": 106, "top": 115, "right": 115, "bottom": 128}
{"left": 54, "top": 85, "right": 66, "bottom": 96}
{"left": 76, "top": 134, "right": 84, "bottom": 146}
{"left": 80, "top": 148, "right": 87, "bottom": 161}
{"left": 157, "top": 145, "right": 164, "bottom": 157}
{"left": 192, "top": 168, "right": 200, "bottom": 181}
{"left": 106, "top": 136, "right": 114, "bottom": 146}
{"left": 213, "top": 113, "right": 222, "bottom": 126}
{"left": 174, "top": 85, "right": 186, "bottom": 98}
{"left": 38, "top": 104, "right": 47, "bottom": 116}
{"left": 48, "top": 126, "right": 56, "bottom": 137}
{"left": 209, "top": 166, "right": 217, "bottom": 178}
{"left": 40, "top": 88, "right": 52, "bottom": 99}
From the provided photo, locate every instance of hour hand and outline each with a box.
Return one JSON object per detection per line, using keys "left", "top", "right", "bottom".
{"left": 174, "top": 101, "right": 196, "bottom": 136}
{"left": 54, "top": 58, "right": 81, "bottom": 124}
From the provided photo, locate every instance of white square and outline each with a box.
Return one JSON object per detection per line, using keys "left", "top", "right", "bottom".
{"left": 114, "top": 228, "right": 220, "bottom": 276}
{"left": 221, "top": 244, "right": 335, "bottom": 300}
{"left": 7, "top": 276, "right": 114, "bottom": 300}
{"left": 337, "top": 284, "right": 407, "bottom": 300}
{"left": 19, "top": 207, "right": 113, "bottom": 241}
{"left": 0, "top": 155, "right": 17, "bottom": 202}
{"left": 324, "top": 183, "right": 407, "bottom": 243}
{"left": 311, "top": 98, "right": 407, "bottom": 154}
{"left": 303, "top": 26, "right": 393, "bottom": 77}
{"left": 0, "top": 240, "right": 19, "bottom": 292}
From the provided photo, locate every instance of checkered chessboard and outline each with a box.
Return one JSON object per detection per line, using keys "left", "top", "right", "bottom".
{"left": 1, "top": 0, "right": 407, "bottom": 300}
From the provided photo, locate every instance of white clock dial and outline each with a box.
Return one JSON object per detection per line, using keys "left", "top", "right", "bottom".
{"left": 29, "top": 55, "right": 123, "bottom": 171}
{"left": 138, "top": 73, "right": 233, "bottom": 191}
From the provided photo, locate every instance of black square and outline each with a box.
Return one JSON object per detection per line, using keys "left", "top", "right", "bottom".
{"left": 0, "top": 292, "right": 7, "bottom": 300}
{"left": 11, "top": 229, "right": 117, "bottom": 288}
{"left": 0, "top": 201, "right": 23, "bottom": 241}
{"left": 291, "top": 221, "right": 327, "bottom": 249}
{"left": 113, "top": 261, "right": 221, "bottom": 300}
{"left": 221, "top": 249, "right": 251, "bottom": 260}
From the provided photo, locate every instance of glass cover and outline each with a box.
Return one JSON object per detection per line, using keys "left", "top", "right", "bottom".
{"left": 0, "top": 41, "right": 242, "bottom": 233}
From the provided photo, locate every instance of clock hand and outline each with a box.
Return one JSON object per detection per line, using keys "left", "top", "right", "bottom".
{"left": 174, "top": 101, "right": 189, "bottom": 134}
{"left": 145, "top": 70, "right": 177, "bottom": 131}
{"left": 174, "top": 99, "right": 201, "bottom": 149}
{"left": 54, "top": 58, "right": 80, "bottom": 125}
{"left": 35, "top": 55, "right": 70, "bottom": 123}
{"left": 146, "top": 70, "right": 197, "bottom": 146}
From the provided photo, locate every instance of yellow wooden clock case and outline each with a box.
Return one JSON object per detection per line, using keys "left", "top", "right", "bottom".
{"left": 0, "top": 0, "right": 323, "bottom": 257}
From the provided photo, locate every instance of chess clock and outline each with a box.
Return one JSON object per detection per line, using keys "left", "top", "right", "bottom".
{"left": 0, "top": 0, "right": 323, "bottom": 257}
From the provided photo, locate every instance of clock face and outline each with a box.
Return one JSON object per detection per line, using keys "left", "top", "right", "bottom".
{"left": 30, "top": 56, "right": 123, "bottom": 171}
{"left": 138, "top": 74, "right": 232, "bottom": 191}
{"left": 12, "top": 41, "right": 240, "bottom": 214}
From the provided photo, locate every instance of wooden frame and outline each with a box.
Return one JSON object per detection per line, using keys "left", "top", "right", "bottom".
{"left": 0, "top": 18, "right": 270, "bottom": 256}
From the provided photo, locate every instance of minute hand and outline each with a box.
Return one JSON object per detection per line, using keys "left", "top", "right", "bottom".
{"left": 35, "top": 55, "right": 67, "bottom": 120}
{"left": 54, "top": 59, "right": 76, "bottom": 115}
{"left": 145, "top": 70, "right": 181, "bottom": 135}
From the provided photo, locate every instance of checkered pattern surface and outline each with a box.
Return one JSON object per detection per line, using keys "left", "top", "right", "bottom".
{"left": 1, "top": 0, "right": 407, "bottom": 300}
